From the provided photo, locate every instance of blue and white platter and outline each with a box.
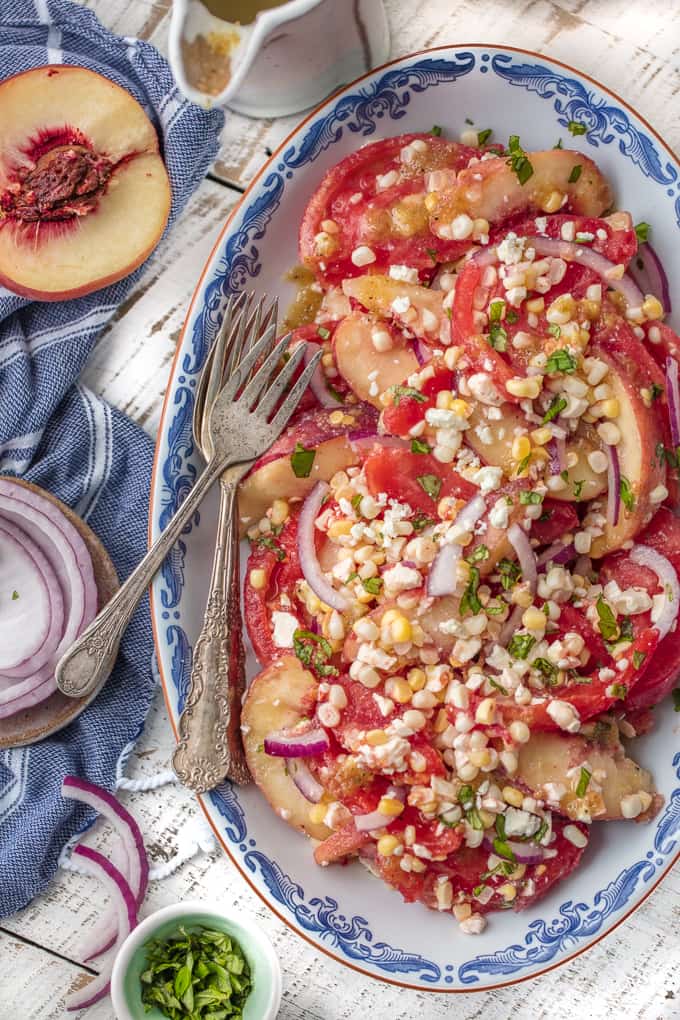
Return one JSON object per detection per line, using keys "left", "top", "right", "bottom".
{"left": 150, "top": 45, "right": 680, "bottom": 991}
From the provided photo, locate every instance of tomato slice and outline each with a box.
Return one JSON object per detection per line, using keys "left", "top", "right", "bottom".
{"left": 299, "top": 133, "right": 478, "bottom": 284}
{"left": 530, "top": 500, "right": 579, "bottom": 546}
{"left": 364, "top": 446, "right": 477, "bottom": 514}
{"left": 381, "top": 366, "right": 456, "bottom": 437}
{"left": 313, "top": 822, "right": 372, "bottom": 865}
{"left": 243, "top": 515, "right": 304, "bottom": 666}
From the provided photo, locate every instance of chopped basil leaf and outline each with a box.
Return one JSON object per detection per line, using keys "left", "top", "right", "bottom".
{"left": 465, "top": 117, "right": 474, "bottom": 125}
{"left": 543, "top": 394, "right": 568, "bottom": 423}
{"left": 426, "top": 247, "right": 439, "bottom": 263}
{"left": 567, "top": 120, "right": 587, "bottom": 135}
{"left": 554, "top": 138, "right": 563, "bottom": 150}
{"left": 430, "top": 124, "right": 443, "bottom": 137}
{"left": 609, "top": 682, "right": 628, "bottom": 700}
{"left": 493, "top": 837, "right": 516, "bottom": 862}
{"left": 351, "top": 492, "right": 363, "bottom": 512}
{"left": 489, "top": 323, "right": 508, "bottom": 352}
{"left": 635, "top": 221, "right": 650, "bottom": 243}
{"left": 417, "top": 473, "right": 442, "bottom": 500}
{"left": 673, "top": 689, "right": 680, "bottom": 712}
{"left": 632, "top": 650, "right": 647, "bottom": 669}
{"left": 519, "top": 490, "right": 543, "bottom": 505}
{"left": 568, "top": 164, "right": 582, "bottom": 183}
{"left": 506, "top": 309, "right": 519, "bottom": 324}
{"left": 507, "top": 633, "right": 536, "bottom": 660}
{"left": 619, "top": 617, "right": 634, "bottom": 641}
{"left": 291, "top": 442, "right": 316, "bottom": 478}
{"left": 489, "top": 677, "right": 509, "bottom": 695}
{"left": 506, "top": 134, "right": 534, "bottom": 186}
{"left": 489, "top": 299, "right": 505, "bottom": 323}
{"left": 293, "top": 628, "right": 338, "bottom": 677}
{"left": 595, "top": 596, "right": 619, "bottom": 641}
{"left": 11, "top": 590, "right": 19, "bottom": 600}
{"left": 477, "top": 128, "right": 493, "bottom": 145}
{"left": 485, "top": 602, "right": 505, "bottom": 616}
{"left": 498, "top": 558, "right": 521, "bottom": 590}
{"left": 573, "top": 479, "right": 585, "bottom": 498}
{"left": 516, "top": 452, "right": 532, "bottom": 475}
{"left": 467, "top": 544, "right": 489, "bottom": 564}
{"left": 317, "top": 325, "right": 331, "bottom": 340}
{"left": 327, "top": 383, "right": 345, "bottom": 404}
{"left": 389, "top": 384, "right": 427, "bottom": 406}
{"left": 533, "top": 819, "right": 549, "bottom": 845}
{"left": 533, "top": 657, "right": 559, "bottom": 684}
{"left": 472, "top": 882, "right": 487, "bottom": 897}
{"left": 560, "top": 469, "right": 569, "bottom": 482}
{"left": 467, "top": 806, "right": 484, "bottom": 830}
{"left": 412, "top": 512, "right": 435, "bottom": 532}
{"left": 495, "top": 814, "right": 506, "bottom": 840}
{"left": 460, "top": 566, "right": 482, "bottom": 616}
{"left": 545, "top": 348, "right": 577, "bottom": 374}
{"left": 253, "top": 535, "right": 286, "bottom": 561}
{"left": 362, "top": 576, "right": 383, "bottom": 596}
{"left": 620, "top": 475, "right": 636, "bottom": 512}
{"left": 576, "top": 767, "right": 591, "bottom": 798}
{"left": 650, "top": 382, "right": 664, "bottom": 402}
{"left": 458, "top": 784, "right": 474, "bottom": 806}
{"left": 411, "top": 438, "right": 431, "bottom": 454}
{"left": 548, "top": 323, "right": 561, "bottom": 339}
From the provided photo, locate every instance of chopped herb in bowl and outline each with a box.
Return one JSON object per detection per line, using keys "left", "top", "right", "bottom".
{"left": 140, "top": 925, "right": 252, "bottom": 1019}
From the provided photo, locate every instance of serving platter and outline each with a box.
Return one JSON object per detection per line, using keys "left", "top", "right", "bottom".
{"left": 149, "top": 44, "right": 680, "bottom": 992}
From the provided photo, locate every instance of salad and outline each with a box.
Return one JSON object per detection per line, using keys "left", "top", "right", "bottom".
{"left": 238, "top": 128, "right": 679, "bottom": 934}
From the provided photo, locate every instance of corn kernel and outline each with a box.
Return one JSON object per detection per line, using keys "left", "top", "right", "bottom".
{"left": 600, "top": 398, "right": 620, "bottom": 419}
{"left": 327, "top": 518, "right": 353, "bottom": 538}
{"left": 249, "top": 568, "right": 267, "bottom": 590}
{"left": 309, "top": 803, "right": 327, "bottom": 825}
{"left": 424, "top": 192, "right": 438, "bottom": 212}
{"left": 525, "top": 296, "right": 545, "bottom": 314}
{"left": 522, "top": 607, "right": 547, "bottom": 631}
{"left": 366, "top": 729, "right": 389, "bottom": 746}
{"left": 502, "top": 786, "right": 525, "bottom": 808}
{"left": 377, "top": 834, "right": 400, "bottom": 856}
{"left": 391, "top": 615, "right": 413, "bottom": 643}
{"left": 506, "top": 376, "right": 542, "bottom": 399}
{"left": 475, "top": 698, "right": 496, "bottom": 726}
{"left": 509, "top": 720, "right": 531, "bottom": 743}
{"left": 386, "top": 677, "right": 412, "bottom": 704}
{"left": 434, "top": 708, "right": 449, "bottom": 733}
{"left": 511, "top": 435, "right": 532, "bottom": 461}
{"left": 498, "top": 882, "right": 517, "bottom": 902}
{"left": 450, "top": 398, "right": 470, "bottom": 416}
{"left": 530, "top": 426, "right": 552, "bottom": 446}
{"left": 436, "top": 389, "right": 455, "bottom": 409}
{"left": 512, "top": 587, "right": 533, "bottom": 608}
{"left": 542, "top": 190, "right": 564, "bottom": 213}
{"left": 453, "top": 902, "right": 472, "bottom": 922}
{"left": 329, "top": 409, "right": 345, "bottom": 425}
{"left": 642, "top": 294, "right": 664, "bottom": 320}
{"left": 410, "top": 857, "right": 427, "bottom": 873}
{"left": 468, "top": 748, "right": 492, "bottom": 768}
{"left": 478, "top": 809, "right": 495, "bottom": 829}
{"left": 270, "top": 499, "right": 289, "bottom": 526}
{"left": 378, "top": 796, "right": 405, "bottom": 817}
{"left": 407, "top": 668, "right": 427, "bottom": 691}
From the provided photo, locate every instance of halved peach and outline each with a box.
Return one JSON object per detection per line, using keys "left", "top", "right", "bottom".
{"left": 0, "top": 66, "right": 171, "bottom": 300}
{"left": 333, "top": 312, "right": 419, "bottom": 407}
{"left": 241, "top": 655, "right": 331, "bottom": 841}
{"left": 238, "top": 404, "right": 377, "bottom": 532}
{"left": 515, "top": 729, "right": 657, "bottom": 821}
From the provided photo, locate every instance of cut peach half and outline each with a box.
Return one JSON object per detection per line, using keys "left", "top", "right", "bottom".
{"left": 0, "top": 65, "right": 171, "bottom": 301}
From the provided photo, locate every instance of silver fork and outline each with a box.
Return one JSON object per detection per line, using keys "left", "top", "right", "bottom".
{"left": 175, "top": 294, "right": 278, "bottom": 788}
{"left": 55, "top": 297, "right": 322, "bottom": 729}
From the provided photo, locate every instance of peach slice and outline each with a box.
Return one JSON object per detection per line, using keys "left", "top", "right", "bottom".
{"left": 0, "top": 65, "right": 171, "bottom": 301}
{"left": 333, "top": 312, "right": 419, "bottom": 407}
{"left": 241, "top": 655, "right": 331, "bottom": 841}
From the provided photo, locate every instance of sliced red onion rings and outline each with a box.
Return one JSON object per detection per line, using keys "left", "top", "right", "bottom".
{"left": 627, "top": 242, "right": 672, "bottom": 315}
{"left": 606, "top": 444, "right": 621, "bottom": 527}
{"left": 630, "top": 544, "right": 680, "bottom": 641}
{"left": 0, "top": 522, "right": 52, "bottom": 672}
{"left": 303, "top": 342, "right": 339, "bottom": 408}
{"left": 287, "top": 759, "right": 325, "bottom": 802}
{"left": 665, "top": 356, "right": 680, "bottom": 450}
{"left": 536, "top": 541, "right": 576, "bottom": 568}
{"left": 427, "top": 494, "right": 486, "bottom": 597}
{"left": 528, "top": 236, "right": 645, "bottom": 310}
{"left": 355, "top": 786, "right": 405, "bottom": 831}
{"left": 508, "top": 523, "right": 537, "bottom": 595}
{"left": 264, "top": 726, "right": 330, "bottom": 758}
{"left": 65, "top": 845, "right": 138, "bottom": 1012}
{"left": 298, "top": 481, "right": 350, "bottom": 612}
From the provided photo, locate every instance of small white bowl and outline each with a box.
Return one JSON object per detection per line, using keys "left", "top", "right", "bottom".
{"left": 110, "top": 901, "right": 282, "bottom": 1020}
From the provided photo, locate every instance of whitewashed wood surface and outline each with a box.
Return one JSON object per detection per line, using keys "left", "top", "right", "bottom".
{"left": 2, "top": 1, "right": 680, "bottom": 1017}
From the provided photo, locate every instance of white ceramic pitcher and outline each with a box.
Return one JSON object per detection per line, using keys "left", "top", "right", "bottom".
{"left": 169, "top": 0, "right": 390, "bottom": 118}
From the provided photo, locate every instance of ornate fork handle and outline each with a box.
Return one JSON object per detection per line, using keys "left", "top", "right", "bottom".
{"left": 172, "top": 468, "right": 250, "bottom": 792}
{"left": 56, "top": 458, "right": 224, "bottom": 700}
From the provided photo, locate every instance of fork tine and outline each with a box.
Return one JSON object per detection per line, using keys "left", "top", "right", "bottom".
{"left": 219, "top": 320, "right": 279, "bottom": 403}
{"left": 198, "top": 297, "right": 245, "bottom": 451}
{"left": 223, "top": 293, "right": 258, "bottom": 380}
{"left": 269, "top": 349, "right": 322, "bottom": 431}
{"left": 239, "top": 329, "right": 293, "bottom": 409}
{"left": 193, "top": 294, "right": 238, "bottom": 446}
{"left": 255, "top": 341, "right": 307, "bottom": 420}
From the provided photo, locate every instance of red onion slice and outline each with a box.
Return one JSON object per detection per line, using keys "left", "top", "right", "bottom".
{"left": 536, "top": 541, "right": 576, "bottom": 568}
{"left": 0, "top": 667, "right": 55, "bottom": 718}
{"left": 427, "top": 494, "right": 486, "bottom": 597}
{"left": 528, "top": 236, "right": 644, "bottom": 310}
{"left": 303, "top": 343, "right": 339, "bottom": 408}
{"left": 65, "top": 845, "right": 138, "bottom": 1012}
{"left": 630, "top": 544, "right": 680, "bottom": 640}
{"left": 666, "top": 356, "right": 680, "bottom": 449}
{"left": 0, "top": 518, "right": 65, "bottom": 678}
{"left": 354, "top": 786, "right": 404, "bottom": 831}
{"left": 0, "top": 523, "right": 51, "bottom": 671}
{"left": 628, "top": 242, "right": 672, "bottom": 315}
{"left": 508, "top": 523, "right": 537, "bottom": 595}
{"left": 298, "top": 481, "right": 350, "bottom": 612}
{"left": 499, "top": 603, "right": 524, "bottom": 647}
{"left": 287, "top": 759, "right": 325, "bottom": 802}
{"left": 264, "top": 726, "right": 330, "bottom": 758}
{"left": 606, "top": 445, "right": 621, "bottom": 527}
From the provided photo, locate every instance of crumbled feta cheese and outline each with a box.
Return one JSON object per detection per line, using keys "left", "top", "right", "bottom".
{"left": 497, "top": 232, "right": 525, "bottom": 265}
{"left": 472, "top": 465, "right": 503, "bottom": 493}
{"left": 382, "top": 562, "right": 421, "bottom": 596}
{"left": 271, "top": 611, "right": 299, "bottom": 648}
{"left": 503, "top": 806, "right": 541, "bottom": 838}
{"left": 388, "top": 264, "right": 420, "bottom": 284}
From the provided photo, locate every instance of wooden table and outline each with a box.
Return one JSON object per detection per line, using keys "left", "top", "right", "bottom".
{"left": 2, "top": 1, "right": 680, "bottom": 1016}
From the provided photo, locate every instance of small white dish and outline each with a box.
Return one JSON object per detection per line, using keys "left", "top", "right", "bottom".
{"left": 150, "top": 45, "right": 680, "bottom": 992}
{"left": 110, "top": 900, "right": 282, "bottom": 1020}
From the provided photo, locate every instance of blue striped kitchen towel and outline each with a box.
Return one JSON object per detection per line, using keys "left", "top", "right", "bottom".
{"left": 0, "top": 0, "right": 224, "bottom": 916}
